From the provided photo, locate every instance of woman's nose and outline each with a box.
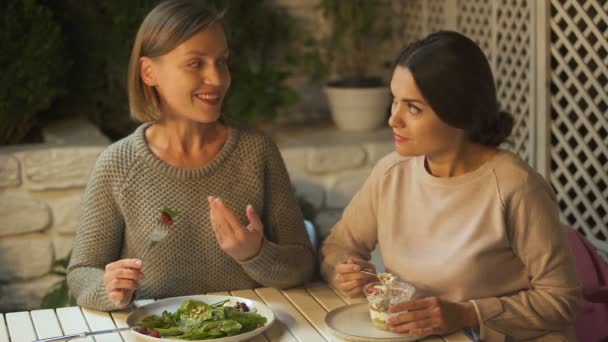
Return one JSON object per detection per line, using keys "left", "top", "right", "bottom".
{"left": 203, "top": 66, "right": 227, "bottom": 86}
{"left": 388, "top": 111, "right": 404, "bottom": 128}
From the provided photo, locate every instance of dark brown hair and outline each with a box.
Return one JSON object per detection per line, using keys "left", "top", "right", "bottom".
{"left": 395, "top": 31, "right": 514, "bottom": 146}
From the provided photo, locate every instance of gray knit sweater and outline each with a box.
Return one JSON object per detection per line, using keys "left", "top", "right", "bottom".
{"left": 67, "top": 122, "right": 314, "bottom": 311}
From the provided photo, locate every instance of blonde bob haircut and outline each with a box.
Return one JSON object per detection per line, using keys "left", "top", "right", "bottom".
{"left": 128, "top": 0, "right": 225, "bottom": 122}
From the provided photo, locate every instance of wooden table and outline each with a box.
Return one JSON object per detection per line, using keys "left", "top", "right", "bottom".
{"left": 0, "top": 282, "right": 470, "bottom": 342}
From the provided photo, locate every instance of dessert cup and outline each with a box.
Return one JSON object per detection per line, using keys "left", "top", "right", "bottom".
{"left": 363, "top": 281, "right": 415, "bottom": 331}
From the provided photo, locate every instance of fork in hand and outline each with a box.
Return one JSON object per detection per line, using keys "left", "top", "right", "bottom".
{"left": 140, "top": 225, "right": 169, "bottom": 263}
{"left": 123, "top": 225, "right": 169, "bottom": 306}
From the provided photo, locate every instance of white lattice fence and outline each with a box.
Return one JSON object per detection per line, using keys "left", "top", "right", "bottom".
{"left": 457, "top": 0, "right": 495, "bottom": 64}
{"left": 549, "top": 0, "right": 608, "bottom": 249}
{"left": 495, "top": 0, "right": 533, "bottom": 162}
{"left": 427, "top": 0, "right": 448, "bottom": 33}
{"left": 392, "top": 0, "right": 425, "bottom": 47}
{"left": 393, "top": 0, "right": 535, "bottom": 164}
{"left": 458, "top": 0, "right": 534, "bottom": 164}
{"left": 394, "top": 0, "right": 608, "bottom": 251}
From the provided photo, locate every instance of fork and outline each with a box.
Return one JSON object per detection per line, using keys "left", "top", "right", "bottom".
{"left": 360, "top": 269, "right": 379, "bottom": 279}
{"left": 124, "top": 225, "right": 168, "bottom": 305}
{"left": 140, "top": 225, "right": 169, "bottom": 263}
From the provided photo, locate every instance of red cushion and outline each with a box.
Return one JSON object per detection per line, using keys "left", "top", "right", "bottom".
{"left": 566, "top": 226, "right": 608, "bottom": 342}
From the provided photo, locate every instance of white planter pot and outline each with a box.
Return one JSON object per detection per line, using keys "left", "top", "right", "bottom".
{"left": 324, "top": 85, "right": 390, "bottom": 131}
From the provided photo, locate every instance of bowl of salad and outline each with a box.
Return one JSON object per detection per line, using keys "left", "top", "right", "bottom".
{"left": 126, "top": 295, "right": 275, "bottom": 341}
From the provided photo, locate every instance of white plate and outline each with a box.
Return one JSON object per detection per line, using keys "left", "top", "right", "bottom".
{"left": 126, "top": 294, "right": 275, "bottom": 342}
{"left": 324, "top": 303, "right": 421, "bottom": 342}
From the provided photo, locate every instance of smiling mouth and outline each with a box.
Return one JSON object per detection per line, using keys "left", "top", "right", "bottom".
{"left": 195, "top": 93, "right": 221, "bottom": 105}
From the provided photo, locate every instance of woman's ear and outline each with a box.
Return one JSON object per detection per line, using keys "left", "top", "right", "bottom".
{"left": 140, "top": 57, "right": 156, "bottom": 86}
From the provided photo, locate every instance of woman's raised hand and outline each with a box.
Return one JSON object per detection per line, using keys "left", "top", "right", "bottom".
{"left": 208, "top": 196, "right": 263, "bottom": 262}
{"left": 103, "top": 259, "right": 144, "bottom": 308}
{"left": 333, "top": 256, "right": 377, "bottom": 298}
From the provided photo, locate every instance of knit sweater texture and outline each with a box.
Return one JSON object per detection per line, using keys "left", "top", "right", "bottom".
{"left": 67, "top": 122, "right": 314, "bottom": 311}
{"left": 321, "top": 151, "right": 580, "bottom": 341}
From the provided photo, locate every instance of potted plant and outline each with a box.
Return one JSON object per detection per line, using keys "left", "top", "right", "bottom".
{"left": 314, "top": 0, "right": 392, "bottom": 131}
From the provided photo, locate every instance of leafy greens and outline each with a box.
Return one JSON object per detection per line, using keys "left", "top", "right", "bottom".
{"left": 137, "top": 299, "right": 267, "bottom": 340}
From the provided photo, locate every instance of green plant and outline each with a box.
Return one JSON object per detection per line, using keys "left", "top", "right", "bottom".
{"left": 0, "top": 0, "right": 70, "bottom": 145}
{"left": 43, "top": 0, "right": 156, "bottom": 140}
{"left": 313, "top": 0, "right": 392, "bottom": 87}
{"left": 42, "top": 0, "right": 300, "bottom": 139}
{"left": 41, "top": 253, "right": 76, "bottom": 309}
{"left": 211, "top": 0, "right": 300, "bottom": 125}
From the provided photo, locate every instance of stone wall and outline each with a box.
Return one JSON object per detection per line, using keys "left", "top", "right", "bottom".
{"left": 0, "top": 145, "right": 105, "bottom": 312}
{"left": 0, "top": 122, "right": 393, "bottom": 312}
{"left": 281, "top": 132, "right": 394, "bottom": 240}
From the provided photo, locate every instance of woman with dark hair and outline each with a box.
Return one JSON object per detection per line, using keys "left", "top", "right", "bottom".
{"left": 321, "top": 31, "right": 579, "bottom": 341}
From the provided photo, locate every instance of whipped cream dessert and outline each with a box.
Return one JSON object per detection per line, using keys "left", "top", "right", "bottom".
{"left": 363, "top": 273, "right": 414, "bottom": 331}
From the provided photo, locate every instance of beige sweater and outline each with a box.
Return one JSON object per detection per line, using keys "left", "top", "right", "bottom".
{"left": 321, "top": 151, "right": 580, "bottom": 341}
{"left": 68, "top": 122, "right": 314, "bottom": 311}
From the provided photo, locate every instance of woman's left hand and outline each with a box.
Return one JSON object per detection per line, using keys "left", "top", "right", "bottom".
{"left": 208, "top": 196, "right": 264, "bottom": 261}
{"left": 386, "top": 297, "right": 479, "bottom": 336}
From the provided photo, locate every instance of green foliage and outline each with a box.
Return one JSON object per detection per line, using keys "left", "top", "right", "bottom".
{"left": 0, "top": 0, "right": 70, "bottom": 145}
{"left": 3, "top": 0, "right": 303, "bottom": 142}
{"left": 43, "top": 0, "right": 157, "bottom": 140}
{"left": 210, "top": 0, "right": 300, "bottom": 125}
{"left": 313, "top": 0, "right": 392, "bottom": 86}
{"left": 41, "top": 253, "right": 76, "bottom": 309}
{"left": 41, "top": 0, "right": 300, "bottom": 139}
{"left": 160, "top": 207, "right": 180, "bottom": 220}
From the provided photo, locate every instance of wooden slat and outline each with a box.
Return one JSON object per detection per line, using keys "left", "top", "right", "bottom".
{"left": 0, "top": 315, "right": 9, "bottom": 342}
{"left": 0, "top": 287, "right": 456, "bottom": 342}
{"left": 5, "top": 312, "right": 37, "bottom": 342}
{"left": 229, "top": 289, "right": 265, "bottom": 303}
{"left": 255, "top": 287, "right": 325, "bottom": 342}
{"left": 442, "top": 331, "right": 472, "bottom": 341}
{"left": 111, "top": 299, "right": 155, "bottom": 342}
{"left": 244, "top": 330, "right": 272, "bottom": 342}
{"left": 305, "top": 282, "right": 347, "bottom": 311}
{"left": 56, "top": 307, "right": 94, "bottom": 342}
{"left": 207, "top": 291, "right": 230, "bottom": 295}
{"left": 30, "top": 309, "right": 63, "bottom": 339}
{"left": 231, "top": 289, "right": 289, "bottom": 342}
{"left": 6, "top": 311, "right": 36, "bottom": 342}
{"left": 424, "top": 336, "right": 448, "bottom": 342}
{"left": 328, "top": 286, "right": 366, "bottom": 306}
{"left": 282, "top": 287, "right": 342, "bottom": 341}
{"left": 81, "top": 307, "right": 123, "bottom": 342}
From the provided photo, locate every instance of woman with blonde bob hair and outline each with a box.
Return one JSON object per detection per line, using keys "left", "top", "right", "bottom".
{"left": 68, "top": 0, "right": 314, "bottom": 312}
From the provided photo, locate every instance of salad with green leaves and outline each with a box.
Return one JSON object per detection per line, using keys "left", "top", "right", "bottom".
{"left": 136, "top": 299, "right": 267, "bottom": 340}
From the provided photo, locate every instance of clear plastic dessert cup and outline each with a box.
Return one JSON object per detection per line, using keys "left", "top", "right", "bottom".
{"left": 363, "top": 281, "right": 416, "bottom": 331}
